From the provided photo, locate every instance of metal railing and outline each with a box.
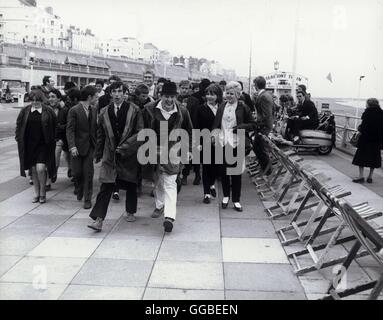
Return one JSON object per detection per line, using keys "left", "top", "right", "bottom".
{"left": 333, "top": 113, "right": 360, "bottom": 153}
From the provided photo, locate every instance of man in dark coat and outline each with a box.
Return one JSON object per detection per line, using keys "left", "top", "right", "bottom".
{"left": 66, "top": 86, "right": 98, "bottom": 209}
{"left": 88, "top": 81, "right": 144, "bottom": 232}
{"left": 181, "top": 78, "right": 211, "bottom": 185}
{"left": 238, "top": 81, "right": 255, "bottom": 112}
{"left": 142, "top": 81, "right": 193, "bottom": 233}
{"left": 287, "top": 90, "right": 319, "bottom": 139}
{"left": 253, "top": 76, "right": 274, "bottom": 174}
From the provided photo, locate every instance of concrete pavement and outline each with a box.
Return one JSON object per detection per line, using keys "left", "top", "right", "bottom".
{"left": 0, "top": 138, "right": 382, "bottom": 300}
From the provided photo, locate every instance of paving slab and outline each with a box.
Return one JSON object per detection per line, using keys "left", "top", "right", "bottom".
{"left": 0, "top": 216, "right": 19, "bottom": 229}
{"left": 220, "top": 204, "right": 269, "bottom": 220}
{"left": 158, "top": 241, "right": 222, "bottom": 262}
{"left": 222, "top": 238, "right": 289, "bottom": 264}
{"left": 108, "top": 217, "right": 165, "bottom": 239}
{"left": 60, "top": 285, "right": 144, "bottom": 300}
{"left": 27, "top": 237, "right": 103, "bottom": 258}
{"left": 72, "top": 258, "right": 153, "bottom": 287}
{"left": 0, "top": 234, "right": 45, "bottom": 256}
{"left": 148, "top": 261, "right": 224, "bottom": 290}
{"left": 143, "top": 288, "right": 225, "bottom": 300}
{"left": 92, "top": 238, "right": 162, "bottom": 261}
{"left": 224, "top": 263, "right": 304, "bottom": 292}
{"left": 0, "top": 255, "right": 22, "bottom": 277}
{"left": 175, "top": 205, "right": 219, "bottom": 221}
{"left": 225, "top": 290, "right": 307, "bottom": 300}
{"left": 221, "top": 219, "right": 277, "bottom": 238}
{"left": 50, "top": 218, "right": 119, "bottom": 239}
{"left": 163, "top": 219, "right": 221, "bottom": 242}
{"left": 0, "top": 256, "right": 86, "bottom": 284}
{"left": 0, "top": 282, "right": 67, "bottom": 300}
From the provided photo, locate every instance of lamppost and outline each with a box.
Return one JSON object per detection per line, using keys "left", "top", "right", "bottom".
{"left": 355, "top": 75, "right": 365, "bottom": 129}
{"left": 29, "top": 52, "right": 36, "bottom": 92}
{"left": 274, "top": 60, "right": 279, "bottom": 96}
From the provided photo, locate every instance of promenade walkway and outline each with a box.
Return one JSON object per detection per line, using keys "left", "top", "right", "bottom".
{"left": 0, "top": 137, "right": 382, "bottom": 300}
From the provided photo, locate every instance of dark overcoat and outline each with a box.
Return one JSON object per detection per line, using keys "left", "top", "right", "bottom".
{"left": 15, "top": 104, "right": 57, "bottom": 178}
{"left": 352, "top": 106, "right": 383, "bottom": 168}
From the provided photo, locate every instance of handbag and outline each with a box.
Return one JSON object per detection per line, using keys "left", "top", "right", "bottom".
{"left": 349, "top": 132, "right": 361, "bottom": 147}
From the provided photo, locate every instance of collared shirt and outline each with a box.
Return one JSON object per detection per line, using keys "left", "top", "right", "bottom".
{"left": 80, "top": 102, "right": 91, "bottom": 118}
{"left": 207, "top": 102, "right": 218, "bottom": 116}
{"left": 149, "top": 84, "right": 156, "bottom": 97}
{"left": 257, "top": 89, "right": 265, "bottom": 97}
{"left": 156, "top": 101, "right": 178, "bottom": 120}
{"left": 218, "top": 101, "right": 238, "bottom": 148}
{"left": 114, "top": 102, "right": 123, "bottom": 116}
{"left": 31, "top": 105, "right": 42, "bottom": 114}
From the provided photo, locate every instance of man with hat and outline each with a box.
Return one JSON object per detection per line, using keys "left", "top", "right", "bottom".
{"left": 143, "top": 81, "right": 193, "bottom": 233}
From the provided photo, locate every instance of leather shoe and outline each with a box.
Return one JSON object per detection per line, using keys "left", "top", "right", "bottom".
{"left": 163, "top": 218, "right": 174, "bottom": 233}
{"left": 222, "top": 201, "right": 229, "bottom": 209}
{"left": 203, "top": 196, "right": 211, "bottom": 204}
{"left": 193, "top": 175, "right": 201, "bottom": 185}
{"left": 210, "top": 187, "right": 217, "bottom": 198}
{"left": 352, "top": 177, "right": 365, "bottom": 183}
{"left": 151, "top": 207, "right": 164, "bottom": 218}
{"left": 234, "top": 203, "right": 243, "bottom": 212}
{"left": 83, "top": 201, "right": 92, "bottom": 209}
{"left": 39, "top": 196, "right": 46, "bottom": 204}
{"left": 112, "top": 192, "right": 120, "bottom": 200}
{"left": 367, "top": 178, "right": 373, "bottom": 183}
{"left": 88, "top": 218, "right": 103, "bottom": 232}
{"left": 77, "top": 193, "right": 83, "bottom": 201}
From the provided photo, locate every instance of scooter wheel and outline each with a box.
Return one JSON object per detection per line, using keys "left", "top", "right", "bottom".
{"left": 318, "top": 146, "right": 332, "bottom": 155}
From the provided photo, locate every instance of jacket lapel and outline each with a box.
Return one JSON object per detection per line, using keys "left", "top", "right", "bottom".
{"left": 103, "top": 107, "right": 116, "bottom": 150}
{"left": 119, "top": 102, "right": 135, "bottom": 146}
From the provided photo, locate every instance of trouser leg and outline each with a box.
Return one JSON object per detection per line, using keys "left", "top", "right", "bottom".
{"left": 89, "top": 183, "right": 114, "bottom": 220}
{"left": 154, "top": 173, "right": 165, "bottom": 210}
{"left": 162, "top": 173, "right": 178, "bottom": 220}
{"left": 253, "top": 134, "right": 270, "bottom": 171}
{"left": 220, "top": 165, "right": 231, "bottom": 198}
{"left": 82, "top": 149, "right": 94, "bottom": 202}
{"left": 231, "top": 174, "right": 242, "bottom": 203}
{"left": 125, "top": 181, "right": 138, "bottom": 214}
{"left": 203, "top": 164, "right": 216, "bottom": 195}
{"left": 71, "top": 155, "right": 83, "bottom": 195}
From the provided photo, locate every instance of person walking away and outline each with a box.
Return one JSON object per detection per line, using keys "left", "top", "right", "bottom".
{"left": 88, "top": 81, "right": 144, "bottom": 231}
{"left": 15, "top": 89, "right": 57, "bottom": 204}
{"left": 352, "top": 98, "right": 383, "bottom": 183}
{"left": 66, "top": 86, "right": 98, "bottom": 209}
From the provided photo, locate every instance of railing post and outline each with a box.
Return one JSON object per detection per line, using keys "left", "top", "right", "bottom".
{"left": 341, "top": 116, "right": 351, "bottom": 148}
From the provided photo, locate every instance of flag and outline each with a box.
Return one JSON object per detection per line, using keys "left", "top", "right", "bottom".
{"left": 326, "top": 73, "right": 333, "bottom": 83}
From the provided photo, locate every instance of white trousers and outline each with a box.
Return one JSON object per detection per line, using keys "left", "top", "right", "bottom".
{"left": 154, "top": 172, "right": 178, "bottom": 220}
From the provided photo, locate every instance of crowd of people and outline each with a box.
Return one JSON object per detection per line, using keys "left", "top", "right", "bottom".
{"left": 15, "top": 71, "right": 323, "bottom": 233}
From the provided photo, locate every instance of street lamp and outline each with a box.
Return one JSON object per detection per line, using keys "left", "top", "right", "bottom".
{"left": 355, "top": 75, "right": 365, "bottom": 129}
{"left": 274, "top": 60, "right": 279, "bottom": 96}
{"left": 29, "top": 52, "right": 36, "bottom": 92}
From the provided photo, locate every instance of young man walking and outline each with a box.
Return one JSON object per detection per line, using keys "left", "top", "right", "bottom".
{"left": 88, "top": 81, "right": 144, "bottom": 232}
{"left": 143, "top": 81, "right": 193, "bottom": 233}
{"left": 66, "top": 86, "right": 98, "bottom": 209}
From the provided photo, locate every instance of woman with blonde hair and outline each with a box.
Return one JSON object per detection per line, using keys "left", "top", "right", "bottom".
{"left": 212, "top": 81, "right": 255, "bottom": 212}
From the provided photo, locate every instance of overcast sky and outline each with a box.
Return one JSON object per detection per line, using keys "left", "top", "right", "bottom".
{"left": 38, "top": 0, "right": 383, "bottom": 98}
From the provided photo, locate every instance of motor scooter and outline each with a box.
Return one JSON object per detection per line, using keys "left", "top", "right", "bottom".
{"left": 281, "top": 111, "right": 336, "bottom": 155}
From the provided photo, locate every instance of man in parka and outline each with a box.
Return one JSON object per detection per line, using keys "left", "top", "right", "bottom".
{"left": 88, "top": 81, "right": 144, "bottom": 232}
